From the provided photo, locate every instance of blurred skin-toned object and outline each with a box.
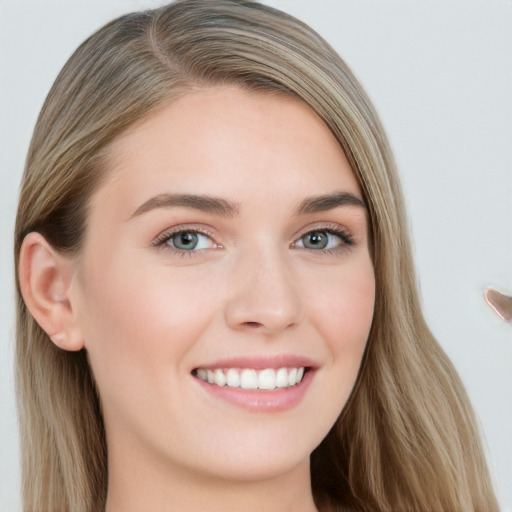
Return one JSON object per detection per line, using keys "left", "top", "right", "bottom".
{"left": 484, "top": 288, "right": 512, "bottom": 322}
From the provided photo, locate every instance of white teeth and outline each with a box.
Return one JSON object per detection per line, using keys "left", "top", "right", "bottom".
{"left": 296, "top": 367, "right": 304, "bottom": 384}
{"left": 214, "top": 369, "right": 226, "bottom": 386}
{"left": 287, "top": 368, "right": 297, "bottom": 386}
{"left": 275, "top": 367, "right": 288, "bottom": 388}
{"left": 195, "top": 366, "right": 306, "bottom": 390}
{"left": 226, "top": 368, "right": 240, "bottom": 387}
{"left": 258, "top": 368, "right": 276, "bottom": 390}
{"left": 240, "top": 369, "right": 258, "bottom": 389}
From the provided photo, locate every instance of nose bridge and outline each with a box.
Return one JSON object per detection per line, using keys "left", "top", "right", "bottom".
{"left": 224, "top": 243, "right": 303, "bottom": 333}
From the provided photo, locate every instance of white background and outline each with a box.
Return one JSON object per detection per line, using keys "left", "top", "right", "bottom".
{"left": 1, "top": 1, "right": 510, "bottom": 510}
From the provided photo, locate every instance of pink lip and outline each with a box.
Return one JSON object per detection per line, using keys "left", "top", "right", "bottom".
{"left": 192, "top": 354, "right": 317, "bottom": 413}
{"left": 194, "top": 371, "right": 314, "bottom": 412}
{"left": 193, "top": 354, "right": 318, "bottom": 371}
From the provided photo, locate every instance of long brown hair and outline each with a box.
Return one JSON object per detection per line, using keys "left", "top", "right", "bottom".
{"left": 15, "top": 1, "right": 498, "bottom": 510}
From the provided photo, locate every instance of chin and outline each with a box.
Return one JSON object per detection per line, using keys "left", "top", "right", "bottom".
{"left": 173, "top": 423, "right": 325, "bottom": 484}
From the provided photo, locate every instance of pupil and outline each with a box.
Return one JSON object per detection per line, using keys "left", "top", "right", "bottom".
{"left": 173, "top": 232, "right": 198, "bottom": 250}
{"left": 305, "top": 231, "right": 328, "bottom": 249}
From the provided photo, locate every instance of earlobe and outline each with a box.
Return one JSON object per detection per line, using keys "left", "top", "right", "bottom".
{"left": 18, "top": 232, "right": 84, "bottom": 351}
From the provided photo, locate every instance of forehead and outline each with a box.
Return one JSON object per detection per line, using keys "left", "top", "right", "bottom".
{"left": 92, "top": 86, "right": 361, "bottom": 217}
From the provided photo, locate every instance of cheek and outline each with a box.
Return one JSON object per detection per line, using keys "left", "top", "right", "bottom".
{"left": 75, "top": 253, "right": 219, "bottom": 396}
{"left": 309, "top": 258, "right": 375, "bottom": 386}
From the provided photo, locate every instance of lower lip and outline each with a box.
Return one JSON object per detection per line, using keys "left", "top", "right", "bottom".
{"left": 194, "top": 370, "right": 314, "bottom": 412}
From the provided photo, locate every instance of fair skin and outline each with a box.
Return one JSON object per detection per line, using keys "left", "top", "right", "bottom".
{"left": 20, "top": 87, "right": 375, "bottom": 512}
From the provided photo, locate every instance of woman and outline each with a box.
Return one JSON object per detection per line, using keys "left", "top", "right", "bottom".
{"left": 14, "top": 1, "right": 499, "bottom": 510}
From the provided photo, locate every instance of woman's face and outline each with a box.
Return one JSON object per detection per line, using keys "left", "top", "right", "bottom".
{"left": 72, "top": 87, "right": 375, "bottom": 482}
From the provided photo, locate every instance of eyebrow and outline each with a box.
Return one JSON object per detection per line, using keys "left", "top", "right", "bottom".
{"left": 129, "top": 191, "right": 366, "bottom": 220}
{"left": 130, "top": 193, "right": 240, "bottom": 219}
{"left": 296, "top": 192, "right": 366, "bottom": 214}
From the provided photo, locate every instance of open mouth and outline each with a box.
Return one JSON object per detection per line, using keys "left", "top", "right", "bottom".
{"left": 192, "top": 366, "right": 309, "bottom": 390}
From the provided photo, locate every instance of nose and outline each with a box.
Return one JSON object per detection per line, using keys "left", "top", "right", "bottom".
{"left": 224, "top": 247, "right": 303, "bottom": 335}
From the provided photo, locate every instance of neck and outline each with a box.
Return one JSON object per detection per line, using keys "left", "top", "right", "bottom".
{"left": 104, "top": 444, "right": 319, "bottom": 512}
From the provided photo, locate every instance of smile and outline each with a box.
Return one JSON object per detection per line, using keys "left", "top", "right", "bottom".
{"left": 194, "top": 367, "right": 306, "bottom": 390}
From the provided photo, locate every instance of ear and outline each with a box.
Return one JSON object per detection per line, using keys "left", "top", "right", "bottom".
{"left": 18, "top": 232, "right": 84, "bottom": 351}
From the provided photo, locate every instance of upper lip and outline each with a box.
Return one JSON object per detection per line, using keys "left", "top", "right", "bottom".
{"left": 193, "top": 354, "right": 319, "bottom": 371}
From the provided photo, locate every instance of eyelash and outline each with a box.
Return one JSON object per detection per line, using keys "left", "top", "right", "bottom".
{"left": 153, "top": 222, "right": 355, "bottom": 257}
{"left": 152, "top": 226, "right": 219, "bottom": 258}
{"left": 292, "top": 222, "right": 355, "bottom": 255}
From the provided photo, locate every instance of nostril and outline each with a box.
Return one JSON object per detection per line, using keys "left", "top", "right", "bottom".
{"left": 242, "top": 321, "right": 264, "bottom": 330}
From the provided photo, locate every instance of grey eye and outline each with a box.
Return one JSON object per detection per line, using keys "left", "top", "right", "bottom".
{"left": 172, "top": 232, "right": 198, "bottom": 250}
{"left": 168, "top": 231, "right": 213, "bottom": 251}
{"left": 300, "top": 231, "right": 330, "bottom": 250}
